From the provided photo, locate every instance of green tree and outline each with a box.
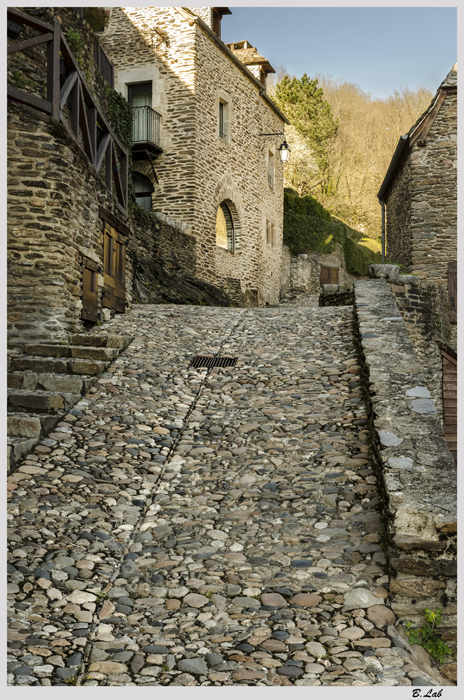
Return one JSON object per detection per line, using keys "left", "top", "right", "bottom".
{"left": 274, "top": 73, "right": 339, "bottom": 174}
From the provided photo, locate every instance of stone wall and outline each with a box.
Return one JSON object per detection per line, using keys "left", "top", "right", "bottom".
{"left": 384, "top": 153, "right": 411, "bottom": 269}
{"left": 10, "top": 6, "right": 113, "bottom": 118}
{"left": 409, "top": 90, "right": 457, "bottom": 285}
{"left": 101, "top": 7, "right": 286, "bottom": 306}
{"left": 131, "top": 209, "right": 197, "bottom": 278}
{"left": 354, "top": 279, "right": 456, "bottom": 640}
{"left": 388, "top": 278, "right": 456, "bottom": 424}
{"left": 319, "top": 289, "right": 354, "bottom": 307}
{"left": 385, "top": 83, "right": 457, "bottom": 287}
{"left": 8, "top": 100, "right": 218, "bottom": 349}
{"left": 7, "top": 102, "right": 129, "bottom": 349}
{"left": 280, "top": 244, "right": 355, "bottom": 297}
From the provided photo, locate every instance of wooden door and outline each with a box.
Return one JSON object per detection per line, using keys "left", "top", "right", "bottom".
{"left": 82, "top": 257, "right": 99, "bottom": 322}
{"left": 441, "top": 347, "right": 457, "bottom": 463}
{"left": 320, "top": 266, "right": 339, "bottom": 286}
{"left": 103, "top": 224, "right": 126, "bottom": 313}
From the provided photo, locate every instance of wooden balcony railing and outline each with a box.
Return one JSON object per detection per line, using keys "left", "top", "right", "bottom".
{"left": 7, "top": 8, "right": 128, "bottom": 212}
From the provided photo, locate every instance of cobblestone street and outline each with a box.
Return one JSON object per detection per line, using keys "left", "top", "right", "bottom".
{"left": 7, "top": 300, "right": 449, "bottom": 687}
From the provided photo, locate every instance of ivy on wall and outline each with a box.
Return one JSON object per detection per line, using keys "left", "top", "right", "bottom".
{"left": 106, "top": 86, "right": 133, "bottom": 150}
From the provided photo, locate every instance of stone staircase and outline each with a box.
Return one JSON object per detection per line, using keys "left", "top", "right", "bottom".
{"left": 7, "top": 332, "right": 133, "bottom": 471}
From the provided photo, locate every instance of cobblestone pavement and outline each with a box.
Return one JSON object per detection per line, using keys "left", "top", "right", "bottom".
{"left": 7, "top": 302, "right": 448, "bottom": 687}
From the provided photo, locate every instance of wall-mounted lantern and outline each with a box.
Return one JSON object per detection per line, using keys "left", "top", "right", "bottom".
{"left": 260, "top": 132, "right": 291, "bottom": 163}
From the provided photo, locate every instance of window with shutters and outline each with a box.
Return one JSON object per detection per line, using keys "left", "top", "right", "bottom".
{"left": 102, "top": 224, "right": 127, "bottom": 313}
{"left": 82, "top": 257, "right": 99, "bottom": 323}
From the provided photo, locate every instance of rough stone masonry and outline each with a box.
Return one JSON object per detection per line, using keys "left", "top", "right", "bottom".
{"left": 7, "top": 299, "right": 455, "bottom": 687}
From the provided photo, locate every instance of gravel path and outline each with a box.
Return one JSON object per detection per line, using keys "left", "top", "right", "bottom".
{"left": 7, "top": 301, "right": 447, "bottom": 686}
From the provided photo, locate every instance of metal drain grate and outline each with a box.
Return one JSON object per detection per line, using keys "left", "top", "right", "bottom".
{"left": 190, "top": 355, "right": 238, "bottom": 369}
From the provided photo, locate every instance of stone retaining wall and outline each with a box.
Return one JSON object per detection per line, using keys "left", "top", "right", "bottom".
{"left": 7, "top": 102, "right": 126, "bottom": 349}
{"left": 280, "top": 244, "right": 355, "bottom": 297}
{"left": 353, "top": 279, "right": 456, "bottom": 640}
{"left": 388, "top": 279, "right": 455, "bottom": 424}
{"left": 319, "top": 289, "right": 354, "bottom": 307}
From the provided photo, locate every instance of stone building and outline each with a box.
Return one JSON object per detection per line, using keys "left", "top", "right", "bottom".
{"left": 377, "top": 65, "right": 457, "bottom": 318}
{"left": 7, "top": 6, "right": 288, "bottom": 354}
{"left": 100, "top": 6, "right": 288, "bottom": 306}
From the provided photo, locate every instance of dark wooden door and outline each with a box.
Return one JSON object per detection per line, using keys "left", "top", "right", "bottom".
{"left": 441, "top": 347, "right": 457, "bottom": 463}
{"left": 320, "top": 266, "right": 339, "bottom": 285}
{"left": 82, "top": 257, "right": 99, "bottom": 322}
{"left": 103, "top": 224, "right": 126, "bottom": 313}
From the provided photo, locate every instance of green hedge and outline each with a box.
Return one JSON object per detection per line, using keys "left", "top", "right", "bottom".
{"left": 283, "top": 210, "right": 346, "bottom": 255}
{"left": 284, "top": 189, "right": 331, "bottom": 221}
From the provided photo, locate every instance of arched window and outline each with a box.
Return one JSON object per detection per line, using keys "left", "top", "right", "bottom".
{"left": 216, "top": 200, "right": 234, "bottom": 251}
{"left": 133, "top": 173, "right": 154, "bottom": 211}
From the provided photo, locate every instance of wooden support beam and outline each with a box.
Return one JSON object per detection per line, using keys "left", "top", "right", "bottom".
{"left": 111, "top": 142, "right": 125, "bottom": 208}
{"left": 7, "top": 85, "right": 52, "bottom": 114}
{"left": 7, "top": 32, "right": 53, "bottom": 54}
{"left": 89, "top": 107, "right": 97, "bottom": 168}
{"left": 119, "top": 149, "right": 128, "bottom": 209}
{"left": 96, "top": 133, "right": 111, "bottom": 173}
{"left": 70, "top": 79, "right": 79, "bottom": 137}
{"left": 78, "top": 81, "right": 94, "bottom": 162}
{"left": 47, "top": 19, "right": 61, "bottom": 121}
{"left": 105, "top": 140, "right": 113, "bottom": 193}
{"left": 59, "top": 70, "right": 78, "bottom": 109}
{"left": 7, "top": 8, "right": 53, "bottom": 32}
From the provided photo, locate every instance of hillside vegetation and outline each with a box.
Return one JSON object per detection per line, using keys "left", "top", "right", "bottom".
{"left": 283, "top": 189, "right": 383, "bottom": 276}
{"left": 271, "top": 71, "right": 433, "bottom": 238}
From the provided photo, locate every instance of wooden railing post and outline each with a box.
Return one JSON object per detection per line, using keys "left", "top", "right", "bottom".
{"left": 47, "top": 19, "right": 61, "bottom": 121}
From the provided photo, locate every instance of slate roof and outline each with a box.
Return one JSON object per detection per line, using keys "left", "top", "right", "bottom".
{"left": 378, "top": 64, "right": 457, "bottom": 201}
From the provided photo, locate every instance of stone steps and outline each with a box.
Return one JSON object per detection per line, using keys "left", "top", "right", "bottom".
{"left": 7, "top": 412, "right": 60, "bottom": 439}
{"left": 9, "top": 356, "right": 107, "bottom": 376}
{"left": 7, "top": 388, "right": 82, "bottom": 414}
{"left": 7, "top": 371, "right": 93, "bottom": 394}
{"left": 7, "top": 436, "right": 40, "bottom": 471}
{"left": 24, "top": 344, "right": 119, "bottom": 362}
{"left": 7, "top": 331, "right": 134, "bottom": 470}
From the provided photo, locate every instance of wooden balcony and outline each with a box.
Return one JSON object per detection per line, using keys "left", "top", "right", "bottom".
{"left": 7, "top": 8, "right": 128, "bottom": 212}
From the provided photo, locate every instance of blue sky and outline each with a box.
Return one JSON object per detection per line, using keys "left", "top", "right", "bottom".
{"left": 221, "top": 7, "right": 457, "bottom": 99}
